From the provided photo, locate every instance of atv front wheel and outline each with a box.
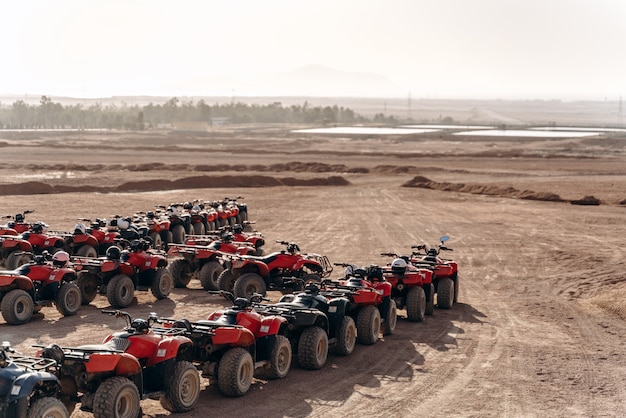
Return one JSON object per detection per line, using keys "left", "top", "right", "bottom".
{"left": 199, "top": 261, "right": 224, "bottom": 291}
{"left": 425, "top": 283, "right": 435, "bottom": 316}
{"left": 169, "top": 259, "right": 193, "bottom": 288}
{"left": 356, "top": 305, "right": 381, "bottom": 345}
{"left": 381, "top": 299, "right": 398, "bottom": 336}
{"left": 217, "top": 347, "right": 254, "bottom": 397}
{"left": 151, "top": 269, "right": 173, "bottom": 300}
{"left": 76, "top": 245, "right": 97, "bottom": 258}
{"left": 437, "top": 277, "right": 455, "bottom": 309}
{"left": 106, "top": 274, "right": 135, "bottom": 309}
{"left": 171, "top": 225, "right": 186, "bottom": 244}
{"left": 149, "top": 232, "right": 163, "bottom": 251}
{"left": 406, "top": 286, "right": 426, "bottom": 322}
{"left": 234, "top": 272, "right": 267, "bottom": 299}
{"left": 217, "top": 269, "right": 237, "bottom": 292}
{"left": 297, "top": 326, "right": 328, "bottom": 370}
{"left": 77, "top": 271, "right": 99, "bottom": 305}
{"left": 335, "top": 316, "right": 357, "bottom": 356}
{"left": 267, "top": 334, "right": 292, "bottom": 379}
{"left": 93, "top": 376, "right": 140, "bottom": 418}
{"left": 56, "top": 282, "right": 82, "bottom": 316}
{"left": 1, "top": 289, "right": 34, "bottom": 325}
{"left": 160, "top": 360, "right": 200, "bottom": 412}
{"left": 26, "top": 397, "right": 69, "bottom": 418}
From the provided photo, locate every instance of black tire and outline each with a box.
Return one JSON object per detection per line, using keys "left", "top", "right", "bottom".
{"left": 161, "top": 230, "right": 173, "bottom": 251}
{"left": 217, "top": 269, "right": 237, "bottom": 292}
{"left": 453, "top": 274, "right": 459, "bottom": 303}
{"left": 198, "top": 261, "right": 224, "bottom": 291}
{"left": 76, "top": 245, "right": 98, "bottom": 258}
{"left": 437, "top": 277, "right": 455, "bottom": 309}
{"left": 381, "top": 299, "right": 398, "bottom": 336}
{"left": 106, "top": 274, "right": 135, "bottom": 309}
{"left": 56, "top": 282, "right": 82, "bottom": 316}
{"left": 5, "top": 251, "right": 30, "bottom": 270}
{"left": 425, "top": 283, "right": 435, "bottom": 316}
{"left": 356, "top": 305, "right": 381, "bottom": 345}
{"left": 193, "top": 222, "right": 205, "bottom": 235}
{"left": 93, "top": 376, "right": 140, "bottom": 418}
{"left": 234, "top": 272, "right": 267, "bottom": 299}
{"left": 217, "top": 347, "right": 254, "bottom": 397}
{"left": 1, "top": 289, "right": 34, "bottom": 325}
{"left": 172, "top": 225, "right": 186, "bottom": 244}
{"left": 27, "top": 397, "right": 69, "bottom": 418}
{"left": 335, "top": 316, "right": 357, "bottom": 356}
{"left": 151, "top": 269, "right": 173, "bottom": 300}
{"left": 77, "top": 271, "right": 99, "bottom": 305}
{"left": 149, "top": 232, "right": 162, "bottom": 250}
{"left": 297, "top": 326, "right": 328, "bottom": 370}
{"left": 406, "top": 286, "right": 426, "bottom": 322}
{"left": 267, "top": 335, "right": 292, "bottom": 379}
{"left": 169, "top": 259, "right": 193, "bottom": 288}
{"left": 160, "top": 360, "right": 200, "bottom": 413}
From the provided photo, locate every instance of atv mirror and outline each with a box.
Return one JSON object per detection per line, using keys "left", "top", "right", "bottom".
{"left": 440, "top": 235, "right": 449, "bottom": 243}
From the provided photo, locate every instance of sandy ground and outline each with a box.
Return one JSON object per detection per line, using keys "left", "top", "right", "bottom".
{"left": 1, "top": 128, "right": 626, "bottom": 417}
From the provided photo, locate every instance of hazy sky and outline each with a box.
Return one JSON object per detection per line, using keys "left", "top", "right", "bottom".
{"left": 2, "top": 0, "right": 625, "bottom": 100}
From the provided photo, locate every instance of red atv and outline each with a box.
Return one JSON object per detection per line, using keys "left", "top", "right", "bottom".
{"left": 320, "top": 263, "right": 397, "bottom": 343}
{"left": 78, "top": 218, "right": 124, "bottom": 255}
{"left": 20, "top": 222, "right": 67, "bottom": 256}
{"left": 38, "top": 309, "right": 200, "bottom": 416}
{"left": 64, "top": 222, "right": 100, "bottom": 258}
{"left": 0, "top": 209, "right": 35, "bottom": 235}
{"left": 0, "top": 251, "right": 81, "bottom": 325}
{"left": 160, "top": 291, "right": 292, "bottom": 397}
{"left": 0, "top": 235, "right": 33, "bottom": 270}
{"left": 138, "top": 210, "right": 173, "bottom": 250}
{"left": 184, "top": 222, "right": 265, "bottom": 256}
{"left": 163, "top": 204, "right": 192, "bottom": 244}
{"left": 219, "top": 240, "right": 333, "bottom": 299}
{"left": 380, "top": 254, "right": 435, "bottom": 322}
{"left": 73, "top": 239, "right": 173, "bottom": 308}
{"left": 410, "top": 235, "right": 459, "bottom": 309}
{"left": 167, "top": 232, "right": 256, "bottom": 290}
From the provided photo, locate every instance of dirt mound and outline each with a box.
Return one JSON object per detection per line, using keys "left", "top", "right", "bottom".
{"left": 570, "top": 195, "right": 601, "bottom": 205}
{"left": 403, "top": 177, "right": 565, "bottom": 203}
{"left": 0, "top": 175, "right": 351, "bottom": 196}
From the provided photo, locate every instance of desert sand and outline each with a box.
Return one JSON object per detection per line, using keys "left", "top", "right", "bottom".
{"left": 1, "top": 126, "right": 626, "bottom": 417}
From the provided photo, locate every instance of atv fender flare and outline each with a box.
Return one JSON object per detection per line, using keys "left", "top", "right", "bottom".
{"left": 84, "top": 352, "right": 142, "bottom": 377}
{"left": 293, "top": 259, "right": 322, "bottom": 273}
{"left": 145, "top": 337, "right": 193, "bottom": 368}
{"left": 0, "top": 274, "right": 34, "bottom": 292}
{"left": 257, "top": 316, "right": 288, "bottom": 337}
{"left": 8, "top": 371, "right": 60, "bottom": 403}
{"left": 212, "top": 326, "right": 256, "bottom": 346}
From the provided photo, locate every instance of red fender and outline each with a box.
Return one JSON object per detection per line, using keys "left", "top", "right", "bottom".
{"left": 84, "top": 352, "right": 142, "bottom": 376}
{"left": 212, "top": 326, "right": 255, "bottom": 347}
{"left": 293, "top": 259, "right": 322, "bottom": 272}
{"left": 145, "top": 336, "right": 193, "bottom": 367}
{"left": 257, "top": 316, "right": 287, "bottom": 337}
{"left": 0, "top": 228, "right": 18, "bottom": 236}
{"left": 73, "top": 233, "right": 99, "bottom": 247}
{"left": 0, "top": 273, "right": 33, "bottom": 291}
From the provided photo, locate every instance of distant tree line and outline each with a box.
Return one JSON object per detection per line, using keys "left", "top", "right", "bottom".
{"left": 0, "top": 96, "right": 398, "bottom": 130}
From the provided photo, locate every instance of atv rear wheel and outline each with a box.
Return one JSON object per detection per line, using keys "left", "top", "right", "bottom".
{"left": 453, "top": 274, "right": 459, "bottom": 303}
{"left": 76, "top": 245, "right": 97, "bottom": 258}
{"left": 297, "top": 326, "right": 328, "bottom": 370}
{"left": 406, "top": 286, "right": 426, "bottom": 322}
{"left": 149, "top": 232, "right": 163, "bottom": 251}
{"left": 217, "top": 347, "right": 254, "bottom": 397}
{"left": 199, "top": 261, "right": 224, "bottom": 291}
{"left": 172, "top": 225, "right": 186, "bottom": 244}
{"left": 425, "top": 283, "right": 435, "bottom": 315}
{"left": 5, "top": 251, "right": 31, "bottom": 270}
{"left": 160, "top": 360, "right": 200, "bottom": 412}
{"left": 217, "top": 269, "right": 237, "bottom": 292}
{"left": 437, "top": 277, "right": 455, "bottom": 309}
{"left": 27, "top": 397, "right": 69, "bottom": 418}
{"left": 56, "top": 282, "right": 82, "bottom": 316}
{"left": 169, "top": 259, "right": 193, "bottom": 288}
{"left": 356, "top": 305, "right": 381, "bottom": 345}
{"left": 193, "top": 222, "right": 205, "bottom": 235}
{"left": 381, "top": 299, "right": 398, "bottom": 336}
{"left": 335, "top": 316, "right": 357, "bottom": 356}
{"left": 106, "top": 274, "right": 135, "bottom": 309}
{"left": 267, "top": 334, "right": 292, "bottom": 379}
{"left": 1, "top": 289, "right": 34, "bottom": 325}
{"left": 77, "top": 271, "right": 99, "bottom": 305}
{"left": 234, "top": 272, "right": 267, "bottom": 299}
{"left": 151, "top": 269, "right": 173, "bottom": 300}
{"left": 93, "top": 376, "right": 140, "bottom": 418}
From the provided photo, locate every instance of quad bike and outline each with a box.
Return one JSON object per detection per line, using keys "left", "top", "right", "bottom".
{"left": 72, "top": 239, "right": 173, "bottom": 308}
{"left": 64, "top": 222, "right": 100, "bottom": 258}
{"left": 167, "top": 232, "right": 256, "bottom": 290}
{"left": 19, "top": 222, "right": 67, "bottom": 256}
{"left": 379, "top": 254, "right": 435, "bottom": 322}
{"left": 0, "top": 251, "right": 81, "bottom": 325}
{"left": 78, "top": 217, "right": 125, "bottom": 255}
{"left": 159, "top": 291, "right": 291, "bottom": 397}
{"left": 320, "top": 262, "right": 397, "bottom": 343}
{"left": 137, "top": 210, "right": 173, "bottom": 251}
{"left": 218, "top": 240, "right": 333, "bottom": 299}
{"left": 1, "top": 209, "right": 35, "bottom": 235}
{"left": 210, "top": 198, "right": 241, "bottom": 228}
{"left": 410, "top": 235, "right": 459, "bottom": 309}
{"left": 185, "top": 222, "right": 265, "bottom": 256}
{"left": 0, "top": 235, "right": 33, "bottom": 269}
{"left": 163, "top": 204, "right": 192, "bottom": 244}
{"left": 253, "top": 284, "right": 357, "bottom": 368}
{"left": 37, "top": 309, "right": 200, "bottom": 417}
{"left": 1, "top": 341, "right": 69, "bottom": 418}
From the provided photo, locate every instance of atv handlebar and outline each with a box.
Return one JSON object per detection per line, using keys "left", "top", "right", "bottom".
{"left": 380, "top": 252, "right": 398, "bottom": 258}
